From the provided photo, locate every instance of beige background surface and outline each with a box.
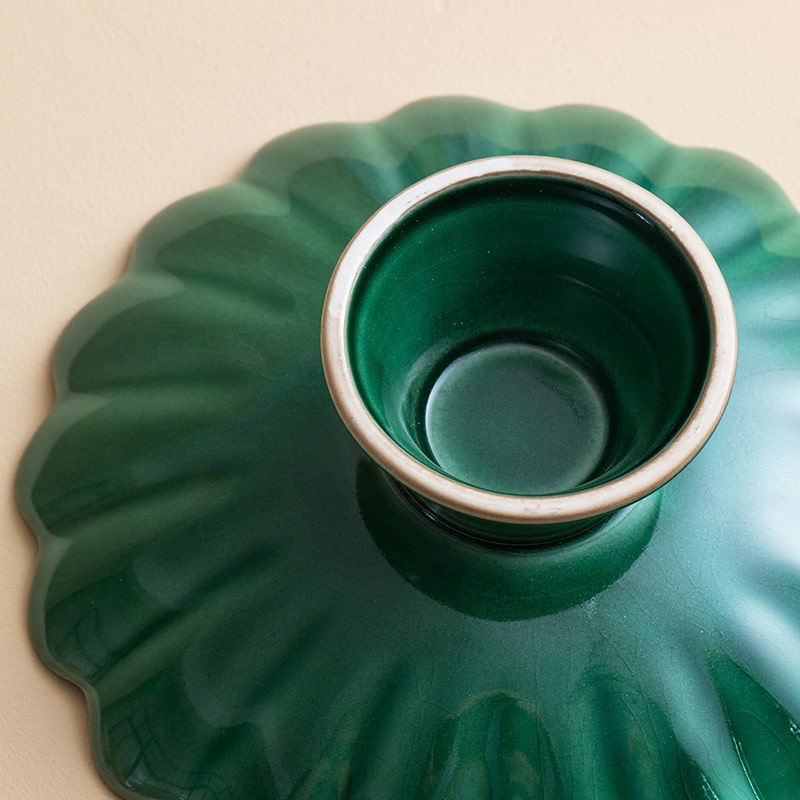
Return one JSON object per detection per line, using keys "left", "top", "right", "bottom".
{"left": 3, "top": 1, "right": 800, "bottom": 797}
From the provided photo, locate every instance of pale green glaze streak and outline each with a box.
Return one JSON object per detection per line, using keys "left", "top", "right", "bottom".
{"left": 15, "top": 98, "right": 800, "bottom": 799}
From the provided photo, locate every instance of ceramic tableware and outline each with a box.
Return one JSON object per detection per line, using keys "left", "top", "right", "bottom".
{"left": 322, "top": 155, "right": 736, "bottom": 544}
{"left": 16, "top": 98, "right": 800, "bottom": 799}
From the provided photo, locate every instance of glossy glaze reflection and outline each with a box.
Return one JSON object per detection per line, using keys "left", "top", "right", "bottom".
{"left": 16, "top": 98, "right": 800, "bottom": 799}
{"left": 326, "top": 158, "right": 734, "bottom": 544}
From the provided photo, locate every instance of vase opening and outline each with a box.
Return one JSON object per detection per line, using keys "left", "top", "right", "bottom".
{"left": 322, "top": 157, "right": 737, "bottom": 545}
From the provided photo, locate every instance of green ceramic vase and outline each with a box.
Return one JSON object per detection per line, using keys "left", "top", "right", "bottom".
{"left": 16, "top": 98, "right": 800, "bottom": 800}
{"left": 322, "top": 155, "right": 736, "bottom": 544}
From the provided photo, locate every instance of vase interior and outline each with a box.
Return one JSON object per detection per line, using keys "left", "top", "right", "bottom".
{"left": 348, "top": 174, "right": 711, "bottom": 497}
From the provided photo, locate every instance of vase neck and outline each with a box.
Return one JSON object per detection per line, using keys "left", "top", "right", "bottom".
{"left": 357, "top": 460, "right": 661, "bottom": 620}
{"left": 403, "top": 487, "right": 612, "bottom": 548}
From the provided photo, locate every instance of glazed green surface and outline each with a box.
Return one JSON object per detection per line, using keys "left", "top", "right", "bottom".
{"left": 349, "top": 175, "right": 710, "bottom": 503}
{"left": 423, "top": 341, "right": 610, "bottom": 496}
{"left": 16, "top": 98, "right": 800, "bottom": 799}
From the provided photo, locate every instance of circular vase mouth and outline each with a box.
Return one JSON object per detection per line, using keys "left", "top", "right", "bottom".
{"left": 321, "top": 156, "right": 737, "bottom": 529}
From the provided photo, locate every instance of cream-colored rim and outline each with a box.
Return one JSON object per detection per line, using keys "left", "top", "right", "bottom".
{"left": 321, "top": 156, "right": 737, "bottom": 525}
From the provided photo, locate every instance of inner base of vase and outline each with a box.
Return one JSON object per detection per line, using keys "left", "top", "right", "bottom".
{"left": 423, "top": 339, "right": 610, "bottom": 495}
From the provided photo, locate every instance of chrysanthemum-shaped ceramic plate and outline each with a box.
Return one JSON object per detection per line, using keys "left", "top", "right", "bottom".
{"left": 17, "top": 98, "right": 800, "bottom": 799}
